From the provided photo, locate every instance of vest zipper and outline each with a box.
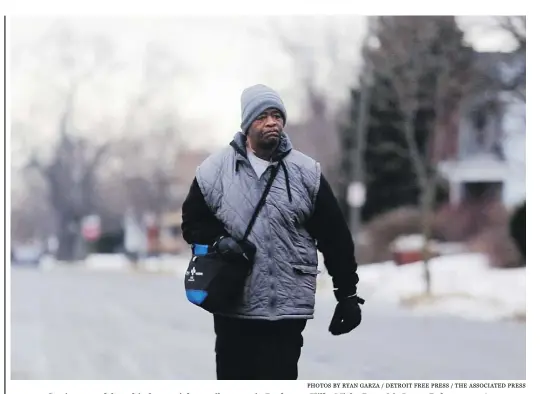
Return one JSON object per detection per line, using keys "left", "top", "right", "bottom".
{"left": 266, "top": 204, "right": 277, "bottom": 314}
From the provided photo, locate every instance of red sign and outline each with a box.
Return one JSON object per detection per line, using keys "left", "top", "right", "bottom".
{"left": 81, "top": 215, "right": 101, "bottom": 241}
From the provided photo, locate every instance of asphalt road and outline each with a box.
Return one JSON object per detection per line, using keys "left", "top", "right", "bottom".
{"left": 10, "top": 265, "right": 526, "bottom": 380}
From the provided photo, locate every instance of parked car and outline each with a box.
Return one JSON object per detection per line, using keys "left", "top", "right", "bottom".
{"left": 12, "top": 243, "right": 44, "bottom": 267}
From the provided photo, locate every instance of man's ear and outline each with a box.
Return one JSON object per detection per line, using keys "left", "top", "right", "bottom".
{"left": 245, "top": 125, "right": 254, "bottom": 139}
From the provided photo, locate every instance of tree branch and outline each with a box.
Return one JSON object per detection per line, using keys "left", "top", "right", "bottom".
{"left": 496, "top": 16, "right": 526, "bottom": 50}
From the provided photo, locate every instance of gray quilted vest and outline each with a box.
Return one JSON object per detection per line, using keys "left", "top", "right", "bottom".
{"left": 195, "top": 132, "right": 321, "bottom": 320}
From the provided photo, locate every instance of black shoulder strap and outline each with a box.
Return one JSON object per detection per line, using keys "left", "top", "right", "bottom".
{"left": 241, "top": 164, "right": 279, "bottom": 242}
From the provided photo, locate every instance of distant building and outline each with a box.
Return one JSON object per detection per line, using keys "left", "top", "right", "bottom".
{"left": 434, "top": 50, "right": 525, "bottom": 208}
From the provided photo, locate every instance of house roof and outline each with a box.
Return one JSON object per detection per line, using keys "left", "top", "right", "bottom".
{"left": 473, "top": 50, "right": 525, "bottom": 89}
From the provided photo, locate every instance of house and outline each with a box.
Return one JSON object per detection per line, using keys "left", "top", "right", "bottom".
{"left": 435, "top": 50, "right": 525, "bottom": 208}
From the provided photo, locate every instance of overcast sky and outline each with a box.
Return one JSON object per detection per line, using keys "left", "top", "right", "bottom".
{"left": 10, "top": 16, "right": 518, "bottom": 149}
{"left": 10, "top": 16, "right": 366, "bottom": 149}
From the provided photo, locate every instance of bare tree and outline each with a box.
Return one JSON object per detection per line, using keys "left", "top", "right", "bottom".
{"left": 15, "top": 25, "right": 118, "bottom": 261}
{"left": 11, "top": 173, "right": 55, "bottom": 243}
{"left": 272, "top": 16, "right": 365, "bottom": 191}
{"left": 496, "top": 16, "right": 526, "bottom": 51}
{"left": 98, "top": 112, "right": 184, "bottom": 223}
{"left": 14, "top": 23, "right": 187, "bottom": 259}
{"left": 26, "top": 84, "right": 113, "bottom": 260}
{"left": 367, "top": 16, "right": 473, "bottom": 294}
{"left": 495, "top": 16, "right": 526, "bottom": 102}
{"left": 96, "top": 40, "right": 186, "bottom": 224}
{"left": 269, "top": 16, "right": 360, "bottom": 99}
{"left": 464, "top": 16, "right": 526, "bottom": 103}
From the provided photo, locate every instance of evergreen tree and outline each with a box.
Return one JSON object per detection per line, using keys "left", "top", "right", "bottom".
{"left": 338, "top": 16, "right": 472, "bottom": 223}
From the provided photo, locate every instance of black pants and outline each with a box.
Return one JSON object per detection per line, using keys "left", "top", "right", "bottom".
{"left": 213, "top": 315, "right": 307, "bottom": 380}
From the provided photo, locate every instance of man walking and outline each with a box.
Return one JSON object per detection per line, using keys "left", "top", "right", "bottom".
{"left": 181, "top": 84, "right": 363, "bottom": 380}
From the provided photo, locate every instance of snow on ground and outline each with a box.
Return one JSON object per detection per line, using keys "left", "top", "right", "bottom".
{"left": 41, "top": 251, "right": 525, "bottom": 323}
{"left": 84, "top": 254, "right": 132, "bottom": 270}
{"left": 324, "top": 252, "right": 525, "bottom": 322}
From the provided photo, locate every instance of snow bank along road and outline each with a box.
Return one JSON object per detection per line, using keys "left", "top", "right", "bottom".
{"left": 10, "top": 266, "right": 525, "bottom": 380}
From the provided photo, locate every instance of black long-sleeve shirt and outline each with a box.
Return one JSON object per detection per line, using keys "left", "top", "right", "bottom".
{"left": 181, "top": 174, "right": 359, "bottom": 299}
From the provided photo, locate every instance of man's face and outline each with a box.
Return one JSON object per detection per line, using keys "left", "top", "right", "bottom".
{"left": 247, "top": 108, "right": 284, "bottom": 150}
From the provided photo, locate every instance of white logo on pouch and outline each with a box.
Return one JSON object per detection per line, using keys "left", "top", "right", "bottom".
{"left": 186, "top": 266, "right": 203, "bottom": 282}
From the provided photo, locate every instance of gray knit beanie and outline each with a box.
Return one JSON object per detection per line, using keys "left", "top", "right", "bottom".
{"left": 240, "top": 84, "right": 287, "bottom": 133}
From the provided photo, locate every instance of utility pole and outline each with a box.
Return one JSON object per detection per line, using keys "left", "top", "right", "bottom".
{"left": 348, "top": 21, "right": 375, "bottom": 259}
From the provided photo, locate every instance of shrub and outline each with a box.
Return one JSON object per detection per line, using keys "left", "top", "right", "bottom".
{"left": 468, "top": 227, "right": 523, "bottom": 268}
{"left": 361, "top": 207, "right": 423, "bottom": 263}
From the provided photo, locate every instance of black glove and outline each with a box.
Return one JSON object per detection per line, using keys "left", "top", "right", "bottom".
{"left": 328, "top": 294, "right": 365, "bottom": 336}
{"left": 213, "top": 236, "right": 256, "bottom": 266}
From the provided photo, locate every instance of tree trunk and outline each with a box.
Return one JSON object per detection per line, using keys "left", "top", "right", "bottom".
{"left": 420, "top": 177, "right": 436, "bottom": 295}
{"left": 55, "top": 219, "right": 79, "bottom": 262}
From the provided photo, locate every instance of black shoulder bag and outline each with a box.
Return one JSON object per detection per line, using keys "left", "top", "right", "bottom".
{"left": 184, "top": 164, "right": 279, "bottom": 314}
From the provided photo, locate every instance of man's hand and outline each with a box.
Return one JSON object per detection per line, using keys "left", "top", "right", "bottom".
{"left": 328, "top": 295, "right": 365, "bottom": 336}
{"left": 213, "top": 236, "right": 256, "bottom": 265}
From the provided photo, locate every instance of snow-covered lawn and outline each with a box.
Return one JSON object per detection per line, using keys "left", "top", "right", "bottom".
{"left": 317, "top": 252, "right": 525, "bottom": 322}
